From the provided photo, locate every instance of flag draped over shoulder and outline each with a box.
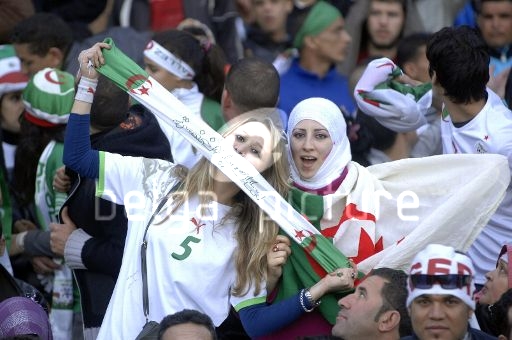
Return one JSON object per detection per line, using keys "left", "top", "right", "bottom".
{"left": 278, "top": 154, "right": 510, "bottom": 324}
{"left": 95, "top": 37, "right": 352, "bottom": 269}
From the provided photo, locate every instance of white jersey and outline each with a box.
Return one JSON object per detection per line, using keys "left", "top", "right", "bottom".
{"left": 441, "top": 89, "right": 512, "bottom": 284}
{"left": 95, "top": 152, "right": 266, "bottom": 340}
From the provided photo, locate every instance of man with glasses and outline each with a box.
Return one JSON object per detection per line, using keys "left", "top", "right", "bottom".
{"left": 332, "top": 267, "right": 412, "bottom": 339}
{"left": 403, "top": 244, "right": 496, "bottom": 340}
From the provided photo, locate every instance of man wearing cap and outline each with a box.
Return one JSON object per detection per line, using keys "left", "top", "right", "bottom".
{"left": 333, "top": 267, "right": 412, "bottom": 340}
{"left": 403, "top": 244, "right": 496, "bottom": 340}
{"left": 277, "top": 1, "right": 355, "bottom": 125}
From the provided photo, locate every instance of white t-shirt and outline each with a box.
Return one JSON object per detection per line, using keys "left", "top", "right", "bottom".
{"left": 95, "top": 152, "right": 266, "bottom": 340}
{"left": 441, "top": 89, "right": 512, "bottom": 284}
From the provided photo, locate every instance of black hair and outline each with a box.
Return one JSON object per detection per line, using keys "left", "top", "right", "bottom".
{"left": 90, "top": 75, "right": 129, "bottom": 131}
{"left": 225, "top": 57, "right": 280, "bottom": 113}
{"left": 152, "top": 29, "right": 226, "bottom": 102}
{"left": 350, "top": 110, "right": 397, "bottom": 166}
{"left": 370, "top": 267, "right": 412, "bottom": 337}
{"left": 426, "top": 26, "right": 489, "bottom": 104}
{"left": 10, "top": 13, "right": 72, "bottom": 58}
{"left": 12, "top": 118, "right": 65, "bottom": 207}
{"left": 487, "top": 288, "right": 512, "bottom": 337}
{"left": 396, "top": 32, "right": 432, "bottom": 69}
{"left": 158, "top": 309, "right": 217, "bottom": 340}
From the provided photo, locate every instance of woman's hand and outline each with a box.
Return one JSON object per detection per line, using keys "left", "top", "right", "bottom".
{"left": 76, "top": 42, "right": 111, "bottom": 81}
{"left": 266, "top": 235, "right": 291, "bottom": 293}
{"left": 309, "top": 262, "right": 357, "bottom": 301}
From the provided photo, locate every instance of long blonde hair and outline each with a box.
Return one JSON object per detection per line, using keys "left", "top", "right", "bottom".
{"left": 165, "top": 113, "right": 290, "bottom": 296}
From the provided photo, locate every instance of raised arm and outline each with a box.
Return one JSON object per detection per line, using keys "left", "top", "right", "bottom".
{"left": 63, "top": 43, "right": 110, "bottom": 178}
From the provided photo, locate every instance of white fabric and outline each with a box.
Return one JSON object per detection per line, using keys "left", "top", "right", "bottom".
{"left": 406, "top": 244, "right": 476, "bottom": 309}
{"left": 95, "top": 154, "right": 266, "bottom": 340}
{"left": 441, "top": 89, "right": 512, "bottom": 284}
{"left": 143, "top": 40, "right": 195, "bottom": 80}
{"left": 354, "top": 57, "right": 431, "bottom": 132}
{"left": 315, "top": 154, "right": 510, "bottom": 275}
{"left": 152, "top": 84, "right": 205, "bottom": 169}
{"left": 287, "top": 97, "right": 351, "bottom": 189}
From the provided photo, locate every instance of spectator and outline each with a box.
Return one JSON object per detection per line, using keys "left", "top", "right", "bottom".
{"left": 278, "top": 1, "right": 355, "bottom": 124}
{"left": 396, "top": 32, "right": 442, "bottom": 158}
{"left": 158, "top": 309, "right": 217, "bottom": 340}
{"left": 243, "top": 0, "right": 293, "bottom": 65}
{"left": 11, "top": 68, "right": 77, "bottom": 339}
{"left": 476, "top": 244, "right": 512, "bottom": 336}
{"left": 263, "top": 95, "right": 509, "bottom": 339}
{"left": 426, "top": 25, "right": 512, "bottom": 287}
{"left": 10, "top": 13, "right": 73, "bottom": 77}
{"left": 487, "top": 288, "right": 512, "bottom": 338}
{"left": 221, "top": 56, "right": 281, "bottom": 122}
{"left": 340, "top": 0, "right": 423, "bottom": 76}
{"left": 475, "top": 0, "right": 512, "bottom": 77}
{"left": 143, "top": 29, "right": 226, "bottom": 169}
{"left": 0, "top": 296, "right": 52, "bottom": 340}
{"left": 333, "top": 267, "right": 412, "bottom": 339}
{"left": 402, "top": 244, "right": 495, "bottom": 340}
{"left": 48, "top": 75, "right": 171, "bottom": 340}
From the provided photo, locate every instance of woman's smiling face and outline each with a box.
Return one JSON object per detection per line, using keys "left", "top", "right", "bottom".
{"left": 290, "top": 119, "right": 333, "bottom": 179}
{"left": 223, "top": 120, "right": 274, "bottom": 172}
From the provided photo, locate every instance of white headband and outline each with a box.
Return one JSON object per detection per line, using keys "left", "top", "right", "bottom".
{"left": 144, "top": 40, "right": 195, "bottom": 80}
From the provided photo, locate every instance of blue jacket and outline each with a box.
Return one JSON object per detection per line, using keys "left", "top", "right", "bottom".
{"left": 278, "top": 58, "right": 355, "bottom": 128}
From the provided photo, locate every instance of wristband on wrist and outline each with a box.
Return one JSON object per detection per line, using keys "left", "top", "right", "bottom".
{"left": 75, "top": 76, "right": 98, "bottom": 104}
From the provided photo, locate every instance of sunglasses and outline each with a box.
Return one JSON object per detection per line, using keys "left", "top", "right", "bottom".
{"left": 410, "top": 274, "right": 472, "bottom": 290}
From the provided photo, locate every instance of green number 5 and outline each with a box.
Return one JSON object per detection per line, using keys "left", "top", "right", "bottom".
{"left": 171, "top": 236, "right": 201, "bottom": 260}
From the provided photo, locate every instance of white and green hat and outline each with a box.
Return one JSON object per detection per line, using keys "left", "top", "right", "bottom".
{"left": 22, "top": 68, "right": 75, "bottom": 127}
{"left": 0, "top": 45, "right": 28, "bottom": 96}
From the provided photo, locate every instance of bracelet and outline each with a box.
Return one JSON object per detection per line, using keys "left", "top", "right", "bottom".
{"left": 75, "top": 76, "right": 98, "bottom": 104}
{"left": 299, "top": 288, "right": 320, "bottom": 312}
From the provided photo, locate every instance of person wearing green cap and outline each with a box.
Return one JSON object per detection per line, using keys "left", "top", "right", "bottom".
{"left": 9, "top": 67, "right": 80, "bottom": 340}
{"left": 0, "top": 44, "right": 28, "bottom": 275}
{"left": 278, "top": 0, "right": 355, "bottom": 127}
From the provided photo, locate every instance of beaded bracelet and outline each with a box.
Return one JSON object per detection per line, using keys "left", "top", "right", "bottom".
{"left": 299, "top": 288, "right": 320, "bottom": 312}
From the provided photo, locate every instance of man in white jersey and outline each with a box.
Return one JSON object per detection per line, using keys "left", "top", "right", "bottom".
{"left": 426, "top": 25, "right": 512, "bottom": 287}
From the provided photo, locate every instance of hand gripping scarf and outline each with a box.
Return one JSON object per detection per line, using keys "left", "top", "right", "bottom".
{"left": 355, "top": 57, "right": 433, "bottom": 132}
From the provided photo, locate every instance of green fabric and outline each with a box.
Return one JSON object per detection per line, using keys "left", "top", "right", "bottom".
{"left": 200, "top": 97, "right": 225, "bottom": 131}
{"left": 293, "top": 1, "right": 342, "bottom": 49}
{"left": 374, "top": 67, "right": 432, "bottom": 101}
{"left": 277, "top": 187, "right": 355, "bottom": 325}
{"left": 97, "top": 38, "right": 149, "bottom": 92}
{"left": 35, "top": 142, "right": 65, "bottom": 230}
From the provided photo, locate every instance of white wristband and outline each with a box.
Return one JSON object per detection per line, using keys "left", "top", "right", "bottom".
{"left": 75, "top": 76, "right": 98, "bottom": 104}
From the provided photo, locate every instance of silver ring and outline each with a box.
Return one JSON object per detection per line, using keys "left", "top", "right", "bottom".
{"left": 351, "top": 272, "right": 356, "bottom": 279}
